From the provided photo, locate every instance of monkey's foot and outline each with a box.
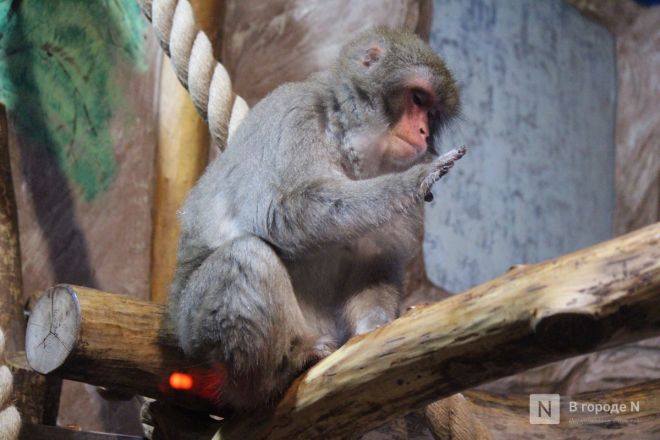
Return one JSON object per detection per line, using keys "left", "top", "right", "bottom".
{"left": 303, "top": 336, "right": 337, "bottom": 368}
{"left": 354, "top": 309, "right": 395, "bottom": 335}
{"left": 419, "top": 146, "right": 467, "bottom": 200}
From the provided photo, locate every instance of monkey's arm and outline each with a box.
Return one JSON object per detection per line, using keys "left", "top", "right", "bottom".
{"left": 264, "top": 147, "right": 464, "bottom": 255}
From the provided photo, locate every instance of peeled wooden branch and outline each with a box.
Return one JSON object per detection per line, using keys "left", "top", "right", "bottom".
{"left": 150, "top": 55, "right": 210, "bottom": 304}
{"left": 24, "top": 223, "right": 660, "bottom": 437}
{"left": 220, "top": 222, "right": 660, "bottom": 439}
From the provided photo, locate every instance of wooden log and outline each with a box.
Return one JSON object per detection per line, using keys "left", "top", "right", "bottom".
{"left": 24, "top": 286, "right": 192, "bottom": 404}
{"left": 24, "top": 223, "right": 660, "bottom": 436}
{"left": 150, "top": 55, "right": 210, "bottom": 304}
{"left": 0, "top": 103, "right": 24, "bottom": 355}
{"left": 0, "top": 103, "right": 62, "bottom": 426}
{"left": 189, "top": 0, "right": 226, "bottom": 60}
{"left": 219, "top": 222, "right": 660, "bottom": 439}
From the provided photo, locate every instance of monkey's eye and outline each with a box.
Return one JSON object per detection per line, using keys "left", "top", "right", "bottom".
{"left": 411, "top": 89, "right": 432, "bottom": 109}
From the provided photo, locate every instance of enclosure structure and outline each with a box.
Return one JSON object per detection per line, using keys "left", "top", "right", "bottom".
{"left": 1, "top": 0, "right": 659, "bottom": 439}
{"left": 22, "top": 223, "right": 660, "bottom": 439}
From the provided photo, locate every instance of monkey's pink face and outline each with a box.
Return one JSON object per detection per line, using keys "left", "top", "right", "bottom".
{"left": 386, "top": 82, "right": 436, "bottom": 166}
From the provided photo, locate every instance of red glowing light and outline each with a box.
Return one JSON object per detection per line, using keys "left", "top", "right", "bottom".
{"left": 169, "top": 372, "right": 194, "bottom": 390}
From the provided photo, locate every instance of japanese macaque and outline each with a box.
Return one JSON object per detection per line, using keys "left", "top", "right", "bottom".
{"left": 169, "top": 28, "right": 464, "bottom": 410}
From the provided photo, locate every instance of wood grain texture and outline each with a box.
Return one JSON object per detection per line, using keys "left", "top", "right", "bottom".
{"left": 189, "top": 0, "right": 226, "bottom": 60}
{"left": 427, "top": 380, "right": 660, "bottom": 440}
{"left": 0, "top": 103, "right": 23, "bottom": 355}
{"left": 150, "top": 55, "right": 210, "bottom": 304}
{"left": 25, "top": 285, "right": 185, "bottom": 400}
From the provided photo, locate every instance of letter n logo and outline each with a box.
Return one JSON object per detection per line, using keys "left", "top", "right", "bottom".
{"left": 529, "top": 394, "right": 560, "bottom": 424}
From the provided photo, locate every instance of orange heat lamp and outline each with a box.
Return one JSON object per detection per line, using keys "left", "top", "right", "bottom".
{"left": 169, "top": 372, "right": 194, "bottom": 390}
{"left": 162, "top": 363, "right": 227, "bottom": 406}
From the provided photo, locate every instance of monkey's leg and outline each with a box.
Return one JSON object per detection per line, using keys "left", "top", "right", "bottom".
{"left": 267, "top": 147, "right": 466, "bottom": 255}
{"left": 175, "top": 236, "right": 324, "bottom": 409}
{"left": 343, "top": 283, "right": 400, "bottom": 336}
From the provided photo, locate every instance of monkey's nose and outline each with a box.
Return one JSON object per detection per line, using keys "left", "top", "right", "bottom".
{"left": 419, "top": 127, "right": 428, "bottom": 137}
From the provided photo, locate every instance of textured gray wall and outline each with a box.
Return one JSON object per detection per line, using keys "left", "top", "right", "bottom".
{"left": 424, "top": 0, "right": 616, "bottom": 292}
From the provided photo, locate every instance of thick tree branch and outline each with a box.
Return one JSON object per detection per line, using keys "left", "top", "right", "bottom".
{"left": 220, "top": 222, "right": 660, "bottom": 439}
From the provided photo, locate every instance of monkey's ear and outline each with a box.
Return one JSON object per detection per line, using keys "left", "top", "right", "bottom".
{"left": 361, "top": 44, "right": 383, "bottom": 68}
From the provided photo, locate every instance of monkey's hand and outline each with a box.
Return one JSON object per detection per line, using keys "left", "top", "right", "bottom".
{"left": 418, "top": 146, "right": 466, "bottom": 202}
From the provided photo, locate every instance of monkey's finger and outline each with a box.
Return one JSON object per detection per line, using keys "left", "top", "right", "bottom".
{"left": 419, "top": 166, "right": 448, "bottom": 198}
{"left": 431, "top": 155, "right": 455, "bottom": 171}
{"left": 436, "top": 145, "right": 467, "bottom": 164}
{"left": 435, "top": 165, "right": 452, "bottom": 177}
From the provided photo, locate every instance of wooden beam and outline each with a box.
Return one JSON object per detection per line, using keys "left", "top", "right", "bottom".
{"left": 189, "top": 0, "right": 226, "bottom": 60}
{"left": 24, "top": 223, "right": 660, "bottom": 436}
{"left": 0, "top": 103, "right": 62, "bottom": 426}
{"left": 150, "top": 55, "right": 210, "bottom": 304}
{"left": 0, "top": 102, "right": 24, "bottom": 356}
{"left": 24, "top": 286, "right": 182, "bottom": 398}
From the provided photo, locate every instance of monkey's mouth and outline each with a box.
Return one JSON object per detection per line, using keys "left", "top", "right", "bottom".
{"left": 395, "top": 135, "right": 427, "bottom": 157}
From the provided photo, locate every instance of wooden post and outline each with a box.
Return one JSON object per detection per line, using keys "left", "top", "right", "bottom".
{"left": 25, "top": 286, "right": 184, "bottom": 398}
{"left": 0, "top": 103, "right": 62, "bottom": 425}
{"left": 23, "top": 284, "right": 217, "bottom": 411}
{"left": 189, "top": 0, "right": 226, "bottom": 60}
{"left": 24, "top": 223, "right": 660, "bottom": 435}
{"left": 0, "top": 104, "right": 24, "bottom": 356}
{"left": 150, "top": 55, "right": 210, "bottom": 304}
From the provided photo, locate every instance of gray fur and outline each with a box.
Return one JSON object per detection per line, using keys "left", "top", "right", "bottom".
{"left": 169, "top": 28, "right": 462, "bottom": 410}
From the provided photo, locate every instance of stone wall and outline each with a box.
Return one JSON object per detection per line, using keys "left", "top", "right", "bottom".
{"left": 424, "top": 0, "right": 617, "bottom": 292}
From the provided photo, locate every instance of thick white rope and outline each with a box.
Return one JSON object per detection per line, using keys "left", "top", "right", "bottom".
{"left": 137, "top": 0, "right": 249, "bottom": 149}
{"left": 0, "top": 329, "right": 21, "bottom": 440}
